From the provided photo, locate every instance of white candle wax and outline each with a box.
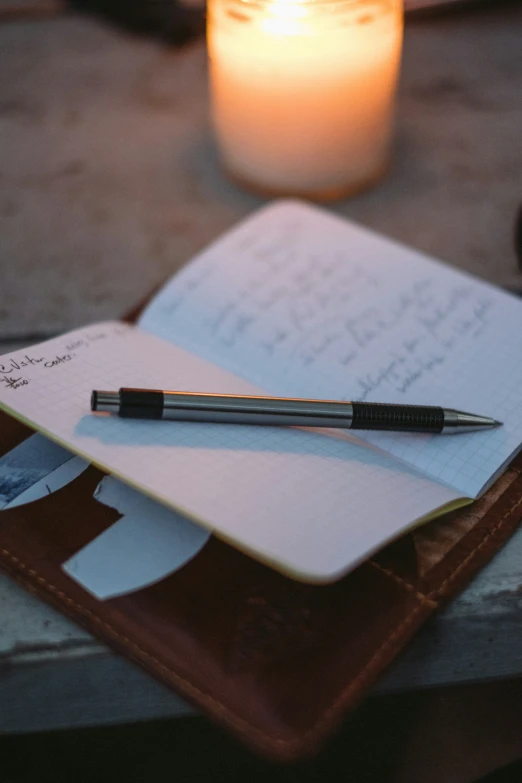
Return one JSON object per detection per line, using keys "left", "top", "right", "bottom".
{"left": 208, "top": 0, "right": 403, "bottom": 199}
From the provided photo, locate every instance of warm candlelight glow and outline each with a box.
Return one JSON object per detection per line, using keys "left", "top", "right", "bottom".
{"left": 207, "top": 0, "right": 403, "bottom": 200}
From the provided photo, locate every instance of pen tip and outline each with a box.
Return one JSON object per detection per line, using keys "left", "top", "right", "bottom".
{"left": 493, "top": 419, "right": 503, "bottom": 428}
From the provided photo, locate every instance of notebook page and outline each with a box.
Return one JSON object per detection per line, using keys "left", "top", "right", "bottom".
{"left": 0, "top": 322, "right": 460, "bottom": 582}
{"left": 139, "top": 200, "right": 522, "bottom": 499}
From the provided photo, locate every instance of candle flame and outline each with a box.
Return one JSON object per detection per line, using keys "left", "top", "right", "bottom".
{"left": 261, "top": 0, "right": 309, "bottom": 35}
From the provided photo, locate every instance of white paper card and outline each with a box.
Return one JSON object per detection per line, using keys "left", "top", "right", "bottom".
{"left": 0, "top": 434, "right": 87, "bottom": 510}
{"left": 63, "top": 476, "right": 211, "bottom": 600}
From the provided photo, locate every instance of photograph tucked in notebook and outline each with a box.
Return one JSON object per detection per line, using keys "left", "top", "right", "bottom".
{"left": 1, "top": 200, "right": 521, "bottom": 583}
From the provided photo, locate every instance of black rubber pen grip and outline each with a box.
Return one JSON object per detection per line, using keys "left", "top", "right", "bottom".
{"left": 119, "top": 388, "right": 163, "bottom": 419}
{"left": 351, "top": 402, "right": 445, "bottom": 433}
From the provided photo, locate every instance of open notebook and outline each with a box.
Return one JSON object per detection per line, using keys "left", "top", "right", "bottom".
{"left": 1, "top": 200, "right": 522, "bottom": 582}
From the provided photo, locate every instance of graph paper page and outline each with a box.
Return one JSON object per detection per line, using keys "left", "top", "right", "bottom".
{"left": 0, "top": 322, "right": 460, "bottom": 582}
{"left": 139, "top": 200, "right": 522, "bottom": 498}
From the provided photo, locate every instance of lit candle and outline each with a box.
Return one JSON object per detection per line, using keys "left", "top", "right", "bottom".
{"left": 207, "top": 0, "right": 403, "bottom": 200}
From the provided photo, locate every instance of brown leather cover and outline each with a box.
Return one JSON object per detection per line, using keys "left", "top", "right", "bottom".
{"left": 1, "top": 366, "right": 522, "bottom": 760}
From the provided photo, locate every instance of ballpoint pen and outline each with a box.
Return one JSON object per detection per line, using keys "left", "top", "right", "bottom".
{"left": 91, "top": 388, "right": 502, "bottom": 434}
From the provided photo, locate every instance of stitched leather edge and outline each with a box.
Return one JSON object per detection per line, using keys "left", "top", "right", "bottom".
{"left": 368, "top": 559, "right": 431, "bottom": 601}
{"left": 368, "top": 468, "right": 522, "bottom": 600}
{"left": 0, "top": 544, "right": 429, "bottom": 754}
{"left": 427, "top": 492, "right": 522, "bottom": 601}
{"left": 1, "top": 488, "right": 521, "bottom": 758}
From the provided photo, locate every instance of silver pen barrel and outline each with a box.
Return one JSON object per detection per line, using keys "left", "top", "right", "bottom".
{"left": 162, "top": 392, "right": 355, "bottom": 428}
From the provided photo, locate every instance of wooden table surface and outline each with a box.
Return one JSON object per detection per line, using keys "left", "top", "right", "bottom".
{"left": 1, "top": 4, "right": 522, "bottom": 734}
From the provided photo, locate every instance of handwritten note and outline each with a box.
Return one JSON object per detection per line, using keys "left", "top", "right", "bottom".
{"left": 139, "top": 200, "right": 522, "bottom": 497}
{"left": 0, "top": 327, "right": 128, "bottom": 391}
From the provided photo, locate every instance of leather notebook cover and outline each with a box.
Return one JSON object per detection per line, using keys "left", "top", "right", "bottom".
{"left": 1, "top": 398, "right": 521, "bottom": 760}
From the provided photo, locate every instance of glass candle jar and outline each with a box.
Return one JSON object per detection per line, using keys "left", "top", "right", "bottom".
{"left": 207, "top": 0, "right": 403, "bottom": 201}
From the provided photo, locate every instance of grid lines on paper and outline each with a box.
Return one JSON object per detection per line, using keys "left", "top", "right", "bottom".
{"left": 137, "top": 201, "right": 522, "bottom": 500}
